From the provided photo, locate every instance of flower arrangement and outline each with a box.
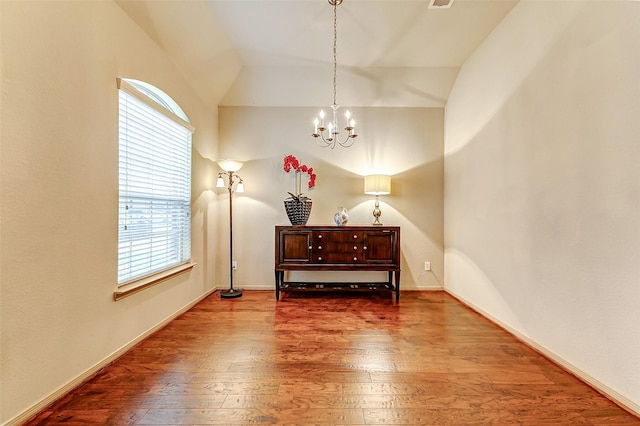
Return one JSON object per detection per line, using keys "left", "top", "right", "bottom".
{"left": 283, "top": 154, "right": 316, "bottom": 201}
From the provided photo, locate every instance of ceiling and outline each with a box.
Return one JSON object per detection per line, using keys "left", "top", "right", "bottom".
{"left": 116, "top": 0, "right": 518, "bottom": 108}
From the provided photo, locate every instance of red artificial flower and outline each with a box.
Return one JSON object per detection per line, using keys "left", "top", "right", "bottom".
{"left": 283, "top": 154, "right": 317, "bottom": 199}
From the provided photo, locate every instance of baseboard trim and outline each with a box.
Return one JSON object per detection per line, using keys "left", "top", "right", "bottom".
{"left": 414, "top": 285, "right": 445, "bottom": 291}
{"left": 5, "top": 287, "right": 217, "bottom": 426}
{"left": 445, "top": 289, "right": 640, "bottom": 418}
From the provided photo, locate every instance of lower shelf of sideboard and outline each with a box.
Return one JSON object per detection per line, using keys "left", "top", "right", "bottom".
{"left": 276, "top": 278, "right": 398, "bottom": 301}
{"left": 281, "top": 281, "right": 394, "bottom": 292}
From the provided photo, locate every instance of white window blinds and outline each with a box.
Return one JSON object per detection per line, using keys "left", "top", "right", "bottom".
{"left": 117, "top": 79, "right": 193, "bottom": 285}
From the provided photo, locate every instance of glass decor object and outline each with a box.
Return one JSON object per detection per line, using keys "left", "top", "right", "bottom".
{"left": 334, "top": 207, "right": 349, "bottom": 226}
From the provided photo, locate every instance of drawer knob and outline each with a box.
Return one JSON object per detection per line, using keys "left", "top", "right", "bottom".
{"left": 318, "top": 256, "right": 322, "bottom": 261}
{"left": 353, "top": 234, "right": 358, "bottom": 239}
{"left": 308, "top": 246, "right": 312, "bottom": 250}
{"left": 318, "top": 234, "right": 323, "bottom": 239}
{"left": 317, "top": 245, "right": 322, "bottom": 250}
{"left": 364, "top": 246, "right": 368, "bottom": 250}
{"left": 353, "top": 245, "right": 357, "bottom": 250}
{"left": 353, "top": 257, "right": 358, "bottom": 261}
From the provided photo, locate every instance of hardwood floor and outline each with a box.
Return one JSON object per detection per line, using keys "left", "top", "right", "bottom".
{"left": 28, "top": 291, "right": 639, "bottom": 425}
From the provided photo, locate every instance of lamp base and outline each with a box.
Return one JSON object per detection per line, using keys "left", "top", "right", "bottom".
{"left": 372, "top": 198, "right": 383, "bottom": 226}
{"left": 220, "top": 288, "right": 243, "bottom": 299}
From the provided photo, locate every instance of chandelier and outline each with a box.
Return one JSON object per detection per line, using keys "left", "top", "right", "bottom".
{"left": 312, "top": 0, "right": 358, "bottom": 148}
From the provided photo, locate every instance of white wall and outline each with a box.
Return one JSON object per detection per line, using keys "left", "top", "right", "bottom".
{"left": 0, "top": 1, "right": 221, "bottom": 423}
{"left": 218, "top": 106, "right": 444, "bottom": 292}
{"left": 445, "top": 0, "right": 640, "bottom": 412}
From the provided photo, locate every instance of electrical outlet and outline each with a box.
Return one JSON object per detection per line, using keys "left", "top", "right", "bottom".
{"left": 424, "top": 261, "right": 431, "bottom": 271}
{"left": 232, "top": 261, "right": 238, "bottom": 270}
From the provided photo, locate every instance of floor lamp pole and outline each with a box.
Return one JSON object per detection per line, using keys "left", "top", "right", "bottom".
{"left": 220, "top": 169, "right": 243, "bottom": 299}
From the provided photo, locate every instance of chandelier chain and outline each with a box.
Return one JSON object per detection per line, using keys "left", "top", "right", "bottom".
{"left": 333, "top": 1, "right": 338, "bottom": 106}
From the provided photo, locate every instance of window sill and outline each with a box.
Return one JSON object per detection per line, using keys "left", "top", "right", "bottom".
{"left": 113, "top": 263, "right": 196, "bottom": 301}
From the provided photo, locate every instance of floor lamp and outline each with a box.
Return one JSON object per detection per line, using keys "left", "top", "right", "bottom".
{"left": 216, "top": 159, "right": 245, "bottom": 299}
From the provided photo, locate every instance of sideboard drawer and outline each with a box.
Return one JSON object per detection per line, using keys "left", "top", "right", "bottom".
{"left": 313, "top": 242, "right": 364, "bottom": 253}
{"left": 311, "top": 252, "right": 365, "bottom": 263}
{"left": 314, "top": 230, "right": 364, "bottom": 243}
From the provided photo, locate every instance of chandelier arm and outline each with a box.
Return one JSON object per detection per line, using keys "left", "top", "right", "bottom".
{"left": 338, "top": 138, "right": 355, "bottom": 148}
{"left": 314, "top": 132, "right": 336, "bottom": 149}
{"left": 314, "top": 128, "right": 356, "bottom": 148}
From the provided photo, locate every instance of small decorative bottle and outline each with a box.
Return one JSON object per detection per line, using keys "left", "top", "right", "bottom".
{"left": 333, "top": 207, "right": 349, "bottom": 226}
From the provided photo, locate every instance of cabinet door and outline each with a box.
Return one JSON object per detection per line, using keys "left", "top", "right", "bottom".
{"left": 364, "top": 231, "right": 397, "bottom": 264}
{"left": 279, "top": 230, "right": 312, "bottom": 264}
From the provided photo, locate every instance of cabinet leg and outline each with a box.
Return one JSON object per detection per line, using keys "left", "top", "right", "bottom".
{"left": 395, "top": 271, "right": 401, "bottom": 301}
{"left": 275, "top": 270, "right": 280, "bottom": 300}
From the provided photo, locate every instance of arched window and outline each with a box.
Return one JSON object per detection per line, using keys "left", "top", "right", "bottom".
{"left": 117, "top": 78, "right": 194, "bottom": 285}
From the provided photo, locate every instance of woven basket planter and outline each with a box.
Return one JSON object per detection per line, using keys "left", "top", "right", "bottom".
{"left": 284, "top": 199, "right": 312, "bottom": 225}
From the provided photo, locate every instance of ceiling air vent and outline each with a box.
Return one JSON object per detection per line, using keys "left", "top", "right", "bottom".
{"left": 428, "top": 0, "right": 454, "bottom": 9}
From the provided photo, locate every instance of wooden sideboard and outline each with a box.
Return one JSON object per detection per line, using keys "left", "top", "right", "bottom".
{"left": 274, "top": 225, "right": 401, "bottom": 300}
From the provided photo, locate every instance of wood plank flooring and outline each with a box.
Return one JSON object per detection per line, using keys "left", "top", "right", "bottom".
{"left": 28, "top": 291, "right": 639, "bottom": 425}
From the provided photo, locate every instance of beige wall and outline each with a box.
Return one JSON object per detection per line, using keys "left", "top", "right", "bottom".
{"left": 445, "top": 0, "right": 640, "bottom": 412}
{"left": 0, "top": 1, "right": 221, "bottom": 423}
{"left": 218, "top": 106, "right": 444, "bottom": 291}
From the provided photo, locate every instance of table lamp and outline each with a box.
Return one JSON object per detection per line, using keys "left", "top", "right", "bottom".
{"left": 364, "top": 174, "right": 391, "bottom": 226}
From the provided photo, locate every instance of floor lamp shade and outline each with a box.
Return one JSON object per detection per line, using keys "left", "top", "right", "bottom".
{"left": 217, "top": 159, "right": 243, "bottom": 172}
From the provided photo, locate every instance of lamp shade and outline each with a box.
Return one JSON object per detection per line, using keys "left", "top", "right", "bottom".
{"left": 364, "top": 174, "right": 391, "bottom": 195}
{"left": 217, "top": 159, "right": 244, "bottom": 172}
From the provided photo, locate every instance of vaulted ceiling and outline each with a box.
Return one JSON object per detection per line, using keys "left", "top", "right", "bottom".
{"left": 116, "top": 0, "right": 518, "bottom": 109}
